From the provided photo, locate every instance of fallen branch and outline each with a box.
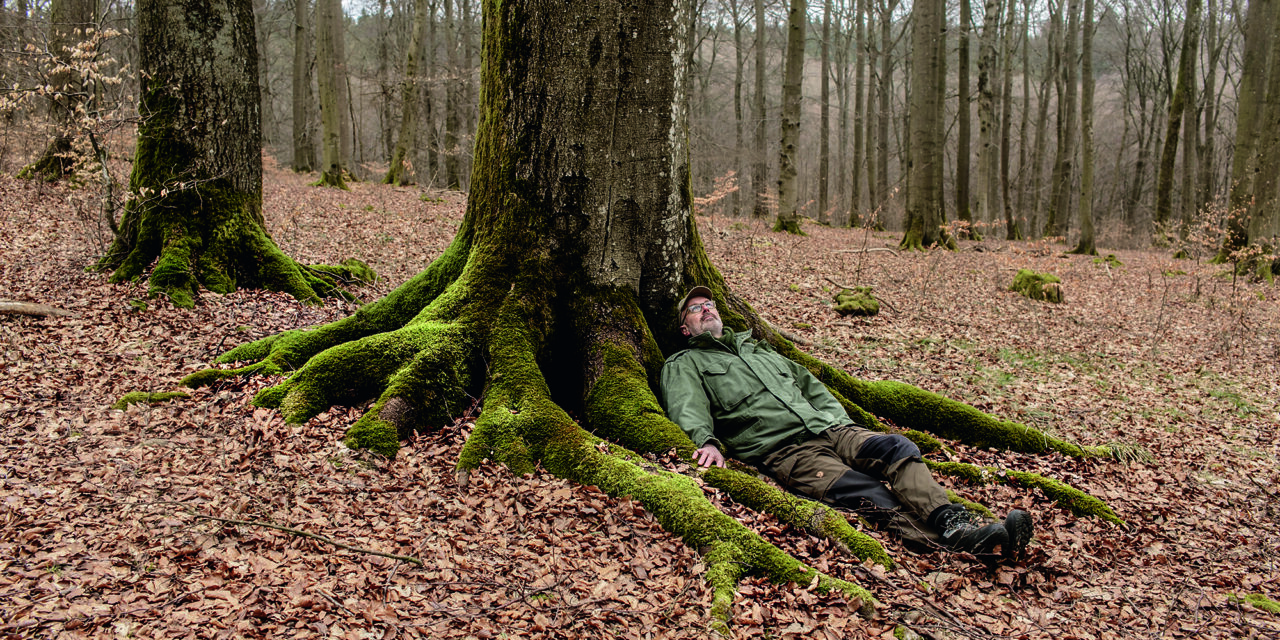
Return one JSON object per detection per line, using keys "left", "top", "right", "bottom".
{"left": 834, "top": 247, "right": 900, "bottom": 256}
{"left": 195, "top": 514, "right": 423, "bottom": 565}
{"left": 0, "top": 300, "right": 75, "bottom": 317}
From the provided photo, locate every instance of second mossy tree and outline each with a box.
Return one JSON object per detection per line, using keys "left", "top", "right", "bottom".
{"left": 98, "top": 0, "right": 369, "bottom": 308}
{"left": 188, "top": 0, "right": 1121, "bottom": 630}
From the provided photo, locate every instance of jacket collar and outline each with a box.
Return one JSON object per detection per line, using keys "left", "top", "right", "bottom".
{"left": 688, "top": 327, "right": 751, "bottom": 352}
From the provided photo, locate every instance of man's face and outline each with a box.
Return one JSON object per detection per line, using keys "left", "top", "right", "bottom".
{"left": 680, "top": 296, "right": 723, "bottom": 338}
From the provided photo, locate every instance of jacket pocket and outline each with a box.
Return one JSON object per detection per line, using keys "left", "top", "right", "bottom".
{"left": 702, "top": 362, "right": 750, "bottom": 410}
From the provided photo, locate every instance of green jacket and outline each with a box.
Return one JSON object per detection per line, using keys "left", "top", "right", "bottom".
{"left": 660, "top": 328, "right": 852, "bottom": 465}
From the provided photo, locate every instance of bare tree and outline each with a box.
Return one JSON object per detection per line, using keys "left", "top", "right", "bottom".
{"left": 291, "top": 0, "right": 316, "bottom": 172}
{"left": 775, "top": 0, "right": 807, "bottom": 234}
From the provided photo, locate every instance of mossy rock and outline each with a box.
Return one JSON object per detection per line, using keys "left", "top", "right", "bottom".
{"left": 111, "top": 391, "right": 190, "bottom": 410}
{"left": 1009, "top": 269, "right": 1063, "bottom": 303}
{"left": 1092, "top": 254, "right": 1123, "bottom": 268}
{"left": 833, "top": 287, "right": 880, "bottom": 317}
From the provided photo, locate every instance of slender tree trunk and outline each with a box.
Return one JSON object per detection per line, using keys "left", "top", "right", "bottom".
{"left": 291, "top": 0, "right": 316, "bottom": 173}
{"left": 315, "top": 0, "right": 347, "bottom": 187}
{"left": 1070, "top": 0, "right": 1096, "bottom": 255}
{"left": 956, "top": 0, "right": 973, "bottom": 235}
{"left": 442, "top": 0, "right": 462, "bottom": 189}
{"left": 731, "top": 0, "right": 746, "bottom": 216}
{"left": 975, "top": 0, "right": 1000, "bottom": 234}
{"left": 774, "top": 0, "right": 807, "bottom": 234}
{"left": 1198, "top": 0, "right": 1220, "bottom": 209}
{"left": 99, "top": 0, "right": 359, "bottom": 307}
{"left": 254, "top": 0, "right": 274, "bottom": 153}
{"left": 1000, "top": 0, "right": 1021, "bottom": 239}
{"left": 751, "top": 0, "right": 768, "bottom": 218}
{"left": 849, "top": 0, "right": 866, "bottom": 226}
{"left": 385, "top": 0, "right": 428, "bottom": 186}
{"left": 1045, "top": 0, "right": 1079, "bottom": 240}
{"left": 376, "top": 0, "right": 395, "bottom": 162}
{"left": 1153, "top": 0, "right": 1202, "bottom": 242}
{"left": 18, "top": 0, "right": 97, "bottom": 181}
{"left": 818, "top": 0, "right": 831, "bottom": 224}
{"left": 1028, "top": 0, "right": 1056, "bottom": 236}
{"left": 1014, "top": 0, "right": 1030, "bottom": 219}
{"left": 875, "top": 0, "right": 895, "bottom": 211}
{"left": 1246, "top": 0, "right": 1280, "bottom": 251}
{"left": 423, "top": 0, "right": 438, "bottom": 181}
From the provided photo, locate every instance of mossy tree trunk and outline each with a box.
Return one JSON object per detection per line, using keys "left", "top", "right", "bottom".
{"left": 98, "top": 0, "right": 362, "bottom": 308}
{"left": 189, "top": 0, "right": 1120, "bottom": 628}
{"left": 17, "top": 0, "right": 96, "bottom": 182}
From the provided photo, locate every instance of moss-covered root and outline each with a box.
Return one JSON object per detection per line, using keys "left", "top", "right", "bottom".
{"left": 702, "top": 466, "right": 893, "bottom": 568}
{"left": 927, "top": 461, "right": 1124, "bottom": 525}
{"left": 183, "top": 235, "right": 474, "bottom": 389}
{"left": 250, "top": 322, "right": 474, "bottom": 437}
{"left": 111, "top": 391, "right": 190, "bottom": 410}
{"left": 704, "top": 541, "right": 747, "bottom": 636}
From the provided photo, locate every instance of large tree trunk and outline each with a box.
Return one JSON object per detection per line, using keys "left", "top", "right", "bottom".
{"left": 1222, "top": 0, "right": 1275, "bottom": 258}
{"left": 900, "top": 0, "right": 951, "bottom": 250}
{"left": 775, "top": 0, "right": 807, "bottom": 234}
{"left": 385, "top": 0, "right": 428, "bottom": 186}
{"left": 98, "top": 0, "right": 367, "bottom": 308}
{"left": 316, "top": 0, "right": 347, "bottom": 187}
{"left": 184, "top": 0, "right": 1121, "bottom": 627}
{"left": 18, "top": 0, "right": 97, "bottom": 181}
{"left": 291, "top": 0, "right": 317, "bottom": 173}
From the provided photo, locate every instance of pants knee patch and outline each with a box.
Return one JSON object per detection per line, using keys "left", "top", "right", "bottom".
{"left": 856, "top": 434, "right": 921, "bottom": 464}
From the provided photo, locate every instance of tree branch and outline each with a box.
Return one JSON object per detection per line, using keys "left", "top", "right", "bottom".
{"left": 194, "top": 514, "right": 423, "bottom": 565}
{"left": 0, "top": 300, "right": 75, "bottom": 317}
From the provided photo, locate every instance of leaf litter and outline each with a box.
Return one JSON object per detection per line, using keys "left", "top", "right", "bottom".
{"left": 1, "top": 165, "right": 1278, "bottom": 639}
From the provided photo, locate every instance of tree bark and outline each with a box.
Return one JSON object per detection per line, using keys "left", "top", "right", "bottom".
{"left": 1222, "top": 0, "right": 1274, "bottom": 256}
{"left": 900, "top": 0, "right": 951, "bottom": 250}
{"left": 291, "top": 0, "right": 316, "bottom": 173}
{"left": 1069, "top": 0, "right": 1096, "bottom": 255}
{"left": 849, "top": 0, "right": 866, "bottom": 226}
{"left": 975, "top": 0, "right": 999, "bottom": 234}
{"left": 99, "top": 0, "right": 366, "bottom": 307}
{"left": 385, "top": 0, "right": 428, "bottom": 186}
{"left": 1000, "top": 0, "right": 1021, "bottom": 240}
{"left": 1153, "top": 0, "right": 1201, "bottom": 242}
{"left": 316, "top": 0, "right": 347, "bottom": 187}
{"left": 751, "top": 0, "right": 768, "bottom": 218}
{"left": 818, "top": 0, "right": 831, "bottom": 224}
{"left": 775, "top": 0, "right": 807, "bottom": 234}
{"left": 731, "top": 0, "right": 746, "bottom": 217}
{"left": 956, "top": 0, "right": 973, "bottom": 236}
{"left": 1044, "top": 0, "right": 1079, "bottom": 240}
{"left": 253, "top": 0, "right": 274, "bottom": 153}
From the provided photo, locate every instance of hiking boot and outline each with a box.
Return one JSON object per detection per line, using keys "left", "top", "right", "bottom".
{"left": 928, "top": 504, "right": 1008, "bottom": 555}
{"left": 1003, "top": 509, "right": 1034, "bottom": 559}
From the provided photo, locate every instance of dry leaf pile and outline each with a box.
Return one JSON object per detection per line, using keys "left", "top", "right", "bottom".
{"left": 2, "top": 167, "right": 1278, "bottom": 639}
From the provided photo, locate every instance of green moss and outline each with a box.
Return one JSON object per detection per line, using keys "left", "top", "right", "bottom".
{"left": 1092, "top": 254, "right": 1123, "bottom": 268}
{"left": 833, "top": 287, "right": 880, "bottom": 317}
{"left": 1230, "top": 593, "right": 1280, "bottom": 614}
{"left": 179, "top": 361, "right": 268, "bottom": 388}
{"left": 928, "top": 461, "right": 1123, "bottom": 525}
{"left": 945, "top": 490, "right": 994, "bottom": 520}
{"left": 702, "top": 467, "right": 893, "bottom": 568}
{"left": 1010, "top": 269, "right": 1063, "bottom": 303}
{"left": 342, "top": 418, "right": 400, "bottom": 457}
{"left": 111, "top": 391, "right": 189, "bottom": 410}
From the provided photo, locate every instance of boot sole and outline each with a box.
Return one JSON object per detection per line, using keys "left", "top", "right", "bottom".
{"left": 1004, "top": 510, "right": 1033, "bottom": 558}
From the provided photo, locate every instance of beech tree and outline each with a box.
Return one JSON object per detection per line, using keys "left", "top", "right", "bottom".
{"left": 384, "top": 0, "right": 428, "bottom": 186}
{"left": 99, "top": 0, "right": 368, "bottom": 308}
{"left": 185, "top": 0, "right": 1120, "bottom": 628}
{"left": 291, "top": 0, "right": 316, "bottom": 172}
{"left": 900, "top": 0, "right": 952, "bottom": 249}
{"left": 775, "top": 0, "right": 806, "bottom": 234}
{"left": 315, "top": 0, "right": 348, "bottom": 187}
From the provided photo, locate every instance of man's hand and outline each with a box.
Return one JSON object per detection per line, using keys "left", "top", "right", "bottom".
{"left": 694, "top": 444, "right": 725, "bottom": 468}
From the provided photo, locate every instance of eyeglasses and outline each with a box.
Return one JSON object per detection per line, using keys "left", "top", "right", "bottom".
{"left": 684, "top": 300, "right": 716, "bottom": 316}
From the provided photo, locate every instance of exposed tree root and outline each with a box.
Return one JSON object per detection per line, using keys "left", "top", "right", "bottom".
{"left": 928, "top": 460, "right": 1125, "bottom": 525}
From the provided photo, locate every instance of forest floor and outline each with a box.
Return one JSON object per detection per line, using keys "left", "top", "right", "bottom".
{"left": 2, "top": 163, "right": 1279, "bottom": 640}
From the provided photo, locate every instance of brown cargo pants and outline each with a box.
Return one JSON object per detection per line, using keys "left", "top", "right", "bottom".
{"left": 760, "top": 425, "right": 952, "bottom": 546}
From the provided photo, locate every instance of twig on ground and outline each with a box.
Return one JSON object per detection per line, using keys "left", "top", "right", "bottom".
{"left": 194, "top": 514, "right": 423, "bottom": 565}
{"left": 835, "top": 247, "right": 900, "bottom": 256}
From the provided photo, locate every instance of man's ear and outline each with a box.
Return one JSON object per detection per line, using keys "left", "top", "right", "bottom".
{"left": 680, "top": 325, "right": 691, "bottom": 337}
